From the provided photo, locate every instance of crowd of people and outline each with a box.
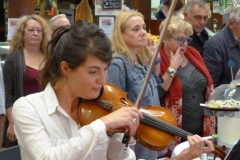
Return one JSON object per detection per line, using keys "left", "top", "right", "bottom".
{"left": 0, "top": 0, "right": 239, "bottom": 159}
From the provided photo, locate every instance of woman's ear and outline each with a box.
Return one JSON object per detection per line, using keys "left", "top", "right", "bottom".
{"left": 163, "top": 36, "right": 168, "bottom": 45}
{"left": 229, "top": 19, "right": 235, "bottom": 29}
{"left": 183, "top": 11, "right": 187, "bottom": 19}
{"left": 60, "top": 61, "right": 69, "bottom": 76}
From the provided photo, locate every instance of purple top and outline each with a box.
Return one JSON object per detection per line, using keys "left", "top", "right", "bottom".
{"left": 24, "top": 66, "right": 42, "bottom": 96}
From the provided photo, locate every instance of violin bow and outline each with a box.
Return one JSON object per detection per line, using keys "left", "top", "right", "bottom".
{"left": 134, "top": 0, "right": 178, "bottom": 109}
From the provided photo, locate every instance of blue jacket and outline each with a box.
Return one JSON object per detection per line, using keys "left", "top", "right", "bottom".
{"left": 106, "top": 55, "right": 162, "bottom": 107}
{"left": 203, "top": 26, "right": 240, "bottom": 88}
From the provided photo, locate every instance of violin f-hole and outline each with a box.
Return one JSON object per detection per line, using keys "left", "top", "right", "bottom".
{"left": 120, "top": 98, "right": 131, "bottom": 107}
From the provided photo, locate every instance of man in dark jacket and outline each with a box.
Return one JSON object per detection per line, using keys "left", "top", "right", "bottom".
{"left": 184, "top": 0, "right": 209, "bottom": 56}
{"left": 203, "top": 5, "right": 240, "bottom": 88}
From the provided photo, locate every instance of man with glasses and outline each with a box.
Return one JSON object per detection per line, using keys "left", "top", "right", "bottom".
{"left": 184, "top": 0, "right": 209, "bottom": 56}
{"left": 203, "top": 5, "right": 240, "bottom": 88}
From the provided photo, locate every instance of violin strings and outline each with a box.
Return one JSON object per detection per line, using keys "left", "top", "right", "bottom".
{"left": 141, "top": 112, "right": 192, "bottom": 139}
{"left": 100, "top": 101, "right": 193, "bottom": 139}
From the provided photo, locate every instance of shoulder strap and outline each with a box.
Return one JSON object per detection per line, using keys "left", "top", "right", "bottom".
{"left": 113, "top": 57, "right": 129, "bottom": 93}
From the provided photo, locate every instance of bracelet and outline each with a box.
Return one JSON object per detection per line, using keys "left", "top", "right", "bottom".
{"left": 154, "top": 58, "right": 161, "bottom": 65}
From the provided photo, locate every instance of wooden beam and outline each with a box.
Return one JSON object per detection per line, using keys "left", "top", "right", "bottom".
{"left": 9, "top": 0, "right": 35, "bottom": 18}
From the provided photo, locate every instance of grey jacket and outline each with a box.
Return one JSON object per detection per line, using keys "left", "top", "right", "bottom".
{"left": 3, "top": 49, "right": 25, "bottom": 109}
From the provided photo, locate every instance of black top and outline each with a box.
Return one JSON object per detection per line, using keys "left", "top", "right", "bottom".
{"left": 155, "top": 10, "right": 166, "bottom": 20}
{"left": 177, "top": 62, "right": 207, "bottom": 136}
{"left": 189, "top": 29, "right": 209, "bottom": 57}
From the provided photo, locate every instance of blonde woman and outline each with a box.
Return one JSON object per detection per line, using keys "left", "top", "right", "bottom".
{"left": 158, "top": 16, "right": 215, "bottom": 156}
{"left": 3, "top": 14, "right": 51, "bottom": 147}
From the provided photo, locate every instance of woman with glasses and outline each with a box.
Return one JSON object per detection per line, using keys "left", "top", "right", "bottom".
{"left": 2, "top": 14, "right": 51, "bottom": 147}
{"left": 158, "top": 16, "right": 215, "bottom": 156}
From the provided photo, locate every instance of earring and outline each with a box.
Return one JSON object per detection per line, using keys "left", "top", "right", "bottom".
{"left": 164, "top": 43, "right": 167, "bottom": 47}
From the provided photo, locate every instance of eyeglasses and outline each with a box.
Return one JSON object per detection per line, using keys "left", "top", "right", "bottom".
{"left": 25, "top": 28, "right": 43, "bottom": 34}
{"left": 171, "top": 37, "right": 192, "bottom": 45}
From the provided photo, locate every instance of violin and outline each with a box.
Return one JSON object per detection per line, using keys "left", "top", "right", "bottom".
{"left": 79, "top": 82, "right": 227, "bottom": 159}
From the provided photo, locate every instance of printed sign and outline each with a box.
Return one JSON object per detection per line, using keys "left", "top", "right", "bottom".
{"left": 103, "top": 0, "right": 121, "bottom": 9}
{"left": 7, "top": 18, "right": 19, "bottom": 41}
{"left": 95, "top": 0, "right": 123, "bottom": 15}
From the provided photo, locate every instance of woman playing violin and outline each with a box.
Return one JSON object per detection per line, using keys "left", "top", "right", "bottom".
{"left": 12, "top": 20, "right": 214, "bottom": 160}
{"left": 12, "top": 20, "right": 141, "bottom": 160}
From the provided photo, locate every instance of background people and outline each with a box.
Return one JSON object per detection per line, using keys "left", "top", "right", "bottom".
{"left": 161, "top": 0, "right": 184, "bottom": 19}
{"left": 49, "top": 14, "right": 70, "bottom": 31}
{"left": 203, "top": 5, "right": 240, "bottom": 88}
{"left": 106, "top": 11, "right": 165, "bottom": 160}
{"left": 12, "top": 20, "right": 142, "bottom": 160}
{"left": 183, "top": 0, "right": 209, "bottom": 56}
{"left": 3, "top": 14, "right": 51, "bottom": 147}
{"left": 158, "top": 16, "right": 215, "bottom": 156}
{"left": 155, "top": 0, "right": 184, "bottom": 20}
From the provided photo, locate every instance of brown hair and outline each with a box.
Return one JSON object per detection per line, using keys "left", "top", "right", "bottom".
{"left": 163, "top": 0, "right": 184, "bottom": 11}
{"left": 40, "top": 20, "right": 112, "bottom": 88}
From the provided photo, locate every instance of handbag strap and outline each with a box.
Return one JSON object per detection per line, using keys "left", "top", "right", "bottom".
{"left": 113, "top": 57, "right": 129, "bottom": 93}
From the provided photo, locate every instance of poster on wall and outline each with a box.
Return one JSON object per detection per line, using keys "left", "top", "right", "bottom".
{"left": 99, "top": 16, "right": 114, "bottom": 38}
{"left": 7, "top": 18, "right": 19, "bottom": 41}
{"left": 95, "top": 0, "right": 123, "bottom": 15}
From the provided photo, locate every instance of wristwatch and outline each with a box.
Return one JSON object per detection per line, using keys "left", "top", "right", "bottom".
{"left": 167, "top": 67, "right": 177, "bottom": 77}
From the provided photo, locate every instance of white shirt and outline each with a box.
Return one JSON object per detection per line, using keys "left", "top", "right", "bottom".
{"left": 12, "top": 83, "right": 135, "bottom": 160}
